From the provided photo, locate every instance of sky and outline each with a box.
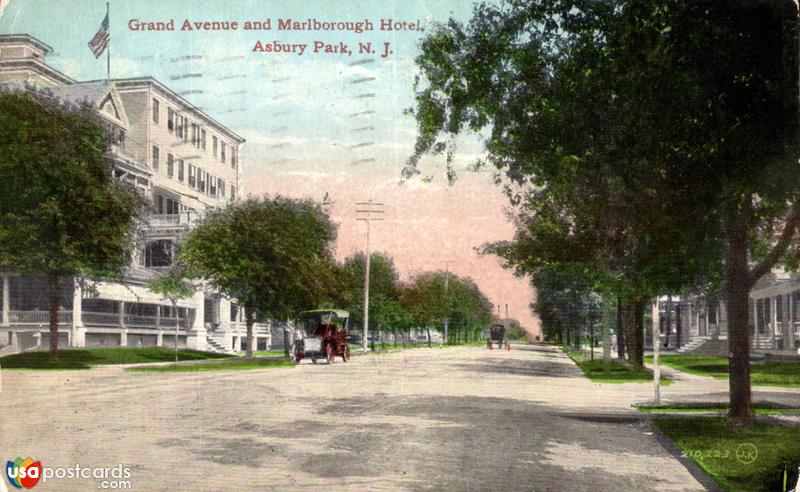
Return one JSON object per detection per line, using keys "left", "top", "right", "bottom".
{"left": 0, "top": 0, "right": 541, "bottom": 335}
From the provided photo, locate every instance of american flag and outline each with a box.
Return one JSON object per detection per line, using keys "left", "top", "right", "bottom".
{"left": 88, "top": 12, "right": 109, "bottom": 58}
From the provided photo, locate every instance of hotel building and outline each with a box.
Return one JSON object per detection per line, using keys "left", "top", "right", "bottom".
{"left": 0, "top": 34, "right": 272, "bottom": 355}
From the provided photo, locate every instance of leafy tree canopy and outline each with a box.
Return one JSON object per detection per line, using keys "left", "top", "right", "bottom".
{"left": 179, "top": 195, "right": 338, "bottom": 322}
{"left": 0, "top": 90, "right": 143, "bottom": 278}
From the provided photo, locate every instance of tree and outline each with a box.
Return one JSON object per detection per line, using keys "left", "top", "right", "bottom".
{"left": 339, "top": 251, "right": 401, "bottom": 342}
{"left": 442, "top": 275, "right": 494, "bottom": 343}
{"left": 0, "top": 90, "right": 143, "bottom": 361}
{"left": 149, "top": 269, "right": 196, "bottom": 362}
{"left": 409, "top": 0, "right": 721, "bottom": 369}
{"left": 409, "top": 0, "right": 799, "bottom": 425}
{"left": 401, "top": 271, "right": 493, "bottom": 344}
{"left": 179, "top": 196, "right": 337, "bottom": 358}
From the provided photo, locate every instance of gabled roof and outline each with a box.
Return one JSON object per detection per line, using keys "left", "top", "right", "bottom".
{"left": 49, "top": 82, "right": 130, "bottom": 129}
{"left": 49, "top": 81, "right": 110, "bottom": 106}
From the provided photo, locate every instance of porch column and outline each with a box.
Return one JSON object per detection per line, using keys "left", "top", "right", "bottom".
{"left": 187, "top": 290, "right": 206, "bottom": 350}
{"left": 787, "top": 292, "right": 796, "bottom": 351}
{"left": 155, "top": 306, "right": 161, "bottom": 329}
{"left": 771, "top": 296, "right": 778, "bottom": 349}
{"left": 784, "top": 293, "right": 792, "bottom": 350}
{"left": 71, "top": 278, "right": 85, "bottom": 347}
{"left": 119, "top": 301, "right": 127, "bottom": 347}
{"left": 754, "top": 299, "right": 760, "bottom": 348}
{"left": 219, "top": 298, "right": 231, "bottom": 332}
{"left": 2, "top": 274, "right": 9, "bottom": 326}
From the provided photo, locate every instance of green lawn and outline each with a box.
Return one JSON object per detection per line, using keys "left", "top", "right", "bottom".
{"left": 566, "top": 349, "right": 672, "bottom": 384}
{"left": 128, "top": 358, "right": 296, "bottom": 372}
{"left": 654, "top": 417, "right": 800, "bottom": 491}
{"left": 0, "top": 347, "right": 231, "bottom": 369}
{"left": 238, "top": 350, "right": 287, "bottom": 357}
{"left": 636, "top": 404, "right": 800, "bottom": 415}
{"left": 646, "top": 355, "right": 800, "bottom": 387}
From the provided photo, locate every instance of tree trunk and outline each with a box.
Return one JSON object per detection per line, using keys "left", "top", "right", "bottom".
{"left": 726, "top": 205, "right": 754, "bottom": 426}
{"left": 665, "top": 296, "right": 673, "bottom": 349}
{"left": 602, "top": 297, "right": 612, "bottom": 360}
{"left": 676, "top": 302, "right": 682, "bottom": 349}
{"left": 173, "top": 300, "right": 179, "bottom": 363}
{"left": 48, "top": 273, "right": 60, "bottom": 362}
{"left": 426, "top": 326, "right": 431, "bottom": 348}
{"left": 624, "top": 299, "right": 635, "bottom": 363}
{"left": 589, "top": 315, "right": 594, "bottom": 360}
{"left": 616, "top": 294, "right": 626, "bottom": 361}
{"left": 631, "top": 297, "right": 646, "bottom": 368}
{"left": 244, "top": 308, "right": 255, "bottom": 358}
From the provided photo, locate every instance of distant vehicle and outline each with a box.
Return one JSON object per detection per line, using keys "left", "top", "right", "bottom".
{"left": 487, "top": 324, "right": 511, "bottom": 350}
{"left": 293, "top": 309, "right": 350, "bottom": 364}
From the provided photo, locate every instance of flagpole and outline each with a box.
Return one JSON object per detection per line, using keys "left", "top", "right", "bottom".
{"left": 106, "top": 1, "right": 110, "bottom": 81}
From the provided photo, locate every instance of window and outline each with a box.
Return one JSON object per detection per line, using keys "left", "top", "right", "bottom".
{"left": 219, "top": 178, "right": 225, "bottom": 197}
{"left": 231, "top": 185, "right": 236, "bottom": 200}
{"left": 144, "top": 240, "right": 174, "bottom": 267}
{"left": 166, "top": 154, "right": 174, "bottom": 178}
{"left": 175, "top": 112, "right": 182, "bottom": 137}
{"left": 212, "top": 136, "right": 218, "bottom": 157}
{"left": 188, "top": 164, "right": 196, "bottom": 188}
{"left": 231, "top": 148, "right": 237, "bottom": 169}
{"left": 157, "top": 195, "right": 179, "bottom": 215}
{"left": 201, "top": 129, "right": 206, "bottom": 150}
{"left": 221, "top": 142, "right": 226, "bottom": 164}
{"left": 209, "top": 175, "right": 216, "bottom": 196}
{"left": 152, "top": 98, "right": 160, "bottom": 124}
{"left": 198, "top": 169, "right": 206, "bottom": 192}
{"left": 167, "top": 108, "right": 174, "bottom": 132}
{"left": 191, "top": 123, "right": 198, "bottom": 146}
{"left": 152, "top": 145, "right": 159, "bottom": 170}
{"left": 166, "top": 196, "right": 179, "bottom": 215}
{"left": 183, "top": 117, "right": 189, "bottom": 142}
{"left": 177, "top": 159, "right": 184, "bottom": 182}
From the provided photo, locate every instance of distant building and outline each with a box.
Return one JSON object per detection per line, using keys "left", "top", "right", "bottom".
{"left": 0, "top": 34, "right": 269, "bottom": 354}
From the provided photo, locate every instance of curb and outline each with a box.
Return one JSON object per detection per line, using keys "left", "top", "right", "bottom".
{"left": 648, "top": 420, "right": 725, "bottom": 492}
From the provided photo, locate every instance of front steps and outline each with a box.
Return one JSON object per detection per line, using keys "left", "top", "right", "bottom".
{"left": 205, "top": 335, "right": 236, "bottom": 355}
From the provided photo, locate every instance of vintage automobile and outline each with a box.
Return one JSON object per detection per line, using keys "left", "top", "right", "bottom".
{"left": 487, "top": 323, "right": 511, "bottom": 350}
{"left": 293, "top": 309, "right": 351, "bottom": 364}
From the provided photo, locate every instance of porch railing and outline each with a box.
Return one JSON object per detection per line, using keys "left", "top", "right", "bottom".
{"left": 8, "top": 311, "right": 194, "bottom": 329}
{"left": 148, "top": 212, "right": 200, "bottom": 229}
{"left": 9, "top": 310, "right": 72, "bottom": 324}
{"left": 82, "top": 312, "right": 121, "bottom": 326}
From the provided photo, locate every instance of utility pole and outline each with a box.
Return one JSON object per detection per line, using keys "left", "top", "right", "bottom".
{"left": 652, "top": 297, "right": 662, "bottom": 404}
{"left": 356, "top": 198, "right": 384, "bottom": 352}
{"left": 442, "top": 260, "right": 454, "bottom": 344}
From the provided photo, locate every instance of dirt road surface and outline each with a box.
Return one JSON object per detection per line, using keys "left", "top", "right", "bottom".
{"left": 1, "top": 344, "right": 713, "bottom": 491}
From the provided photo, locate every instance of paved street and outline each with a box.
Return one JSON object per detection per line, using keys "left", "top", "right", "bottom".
{"left": 2, "top": 344, "right": 781, "bottom": 491}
